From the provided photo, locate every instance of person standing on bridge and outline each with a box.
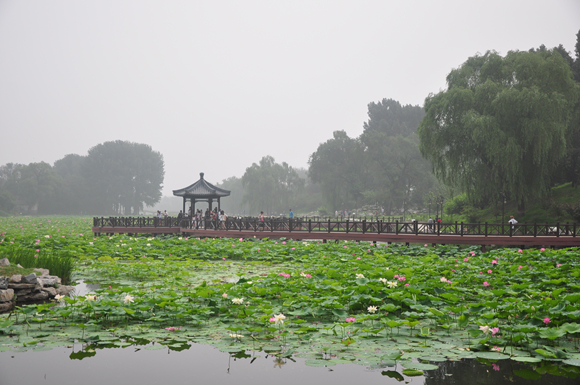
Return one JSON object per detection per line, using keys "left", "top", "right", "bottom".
{"left": 508, "top": 215, "right": 518, "bottom": 232}
{"left": 289, "top": 209, "right": 294, "bottom": 218}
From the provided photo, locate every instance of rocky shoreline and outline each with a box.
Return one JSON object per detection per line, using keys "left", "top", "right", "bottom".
{"left": 0, "top": 258, "right": 74, "bottom": 313}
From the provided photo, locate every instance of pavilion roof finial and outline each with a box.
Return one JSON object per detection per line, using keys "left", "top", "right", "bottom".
{"left": 200, "top": 172, "right": 204, "bottom": 179}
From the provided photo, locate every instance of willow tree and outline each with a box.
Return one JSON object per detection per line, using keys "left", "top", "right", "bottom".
{"left": 418, "top": 49, "right": 579, "bottom": 212}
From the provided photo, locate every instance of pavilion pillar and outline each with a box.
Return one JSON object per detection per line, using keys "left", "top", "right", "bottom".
{"left": 209, "top": 198, "right": 213, "bottom": 212}
{"left": 182, "top": 198, "right": 186, "bottom": 217}
{"left": 218, "top": 198, "right": 221, "bottom": 212}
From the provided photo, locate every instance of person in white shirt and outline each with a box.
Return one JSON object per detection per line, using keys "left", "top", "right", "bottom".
{"left": 508, "top": 215, "right": 518, "bottom": 232}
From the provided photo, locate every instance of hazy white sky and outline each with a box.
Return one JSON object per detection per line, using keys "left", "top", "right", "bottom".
{"left": 1, "top": 0, "right": 578, "bottom": 195}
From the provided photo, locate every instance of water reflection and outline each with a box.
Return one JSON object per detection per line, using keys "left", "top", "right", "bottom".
{"left": 1, "top": 342, "right": 578, "bottom": 385}
{"left": 425, "top": 358, "right": 579, "bottom": 385}
{"left": 70, "top": 280, "right": 100, "bottom": 297}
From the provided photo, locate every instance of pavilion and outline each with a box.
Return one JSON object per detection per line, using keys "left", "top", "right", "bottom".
{"left": 172, "top": 172, "right": 230, "bottom": 216}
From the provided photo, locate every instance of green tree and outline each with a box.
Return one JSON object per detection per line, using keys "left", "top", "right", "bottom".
{"left": 83, "top": 141, "right": 164, "bottom": 214}
{"left": 360, "top": 99, "right": 434, "bottom": 214}
{"left": 216, "top": 176, "right": 248, "bottom": 215}
{"left": 241, "top": 156, "right": 304, "bottom": 215}
{"left": 3, "top": 162, "right": 60, "bottom": 213}
{"left": 418, "top": 49, "right": 580, "bottom": 213}
{"left": 51, "top": 154, "right": 88, "bottom": 214}
{"left": 308, "top": 131, "right": 367, "bottom": 212}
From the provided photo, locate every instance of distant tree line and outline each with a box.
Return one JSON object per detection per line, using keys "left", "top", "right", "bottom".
{"left": 3, "top": 32, "right": 579, "bottom": 219}
{"left": 0, "top": 141, "right": 164, "bottom": 215}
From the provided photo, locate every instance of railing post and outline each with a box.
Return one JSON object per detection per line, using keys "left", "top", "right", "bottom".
{"left": 437, "top": 220, "right": 440, "bottom": 236}
{"left": 346, "top": 219, "right": 349, "bottom": 234}
{"left": 455, "top": 221, "right": 457, "bottom": 235}
{"left": 328, "top": 219, "right": 331, "bottom": 233}
{"left": 534, "top": 222, "right": 537, "bottom": 237}
{"left": 460, "top": 222, "right": 464, "bottom": 236}
{"left": 574, "top": 223, "right": 577, "bottom": 237}
{"left": 289, "top": 218, "right": 292, "bottom": 233}
{"left": 557, "top": 222, "right": 560, "bottom": 237}
{"left": 271, "top": 218, "right": 273, "bottom": 232}
{"left": 308, "top": 219, "right": 312, "bottom": 233}
{"left": 378, "top": 219, "right": 381, "bottom": 234}
{"left": 362, "top": 219, "right": 366, "bottom": 234}
{"left": 485, "top": 222, "right": 487, "bottom": 237}
{"left": 414, "top": 220, "right": 418, "bottom": 235}
{"left": 395, "top": 220, "right": 399, "bottom": 235}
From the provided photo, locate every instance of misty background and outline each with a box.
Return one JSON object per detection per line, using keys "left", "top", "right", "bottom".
{"left": 0, "top": 1, "right": 579, "bottom": 217}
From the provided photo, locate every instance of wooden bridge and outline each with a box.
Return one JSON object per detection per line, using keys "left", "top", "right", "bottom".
{"left": 92, "top": 216, "right": 580, "bottom": 249}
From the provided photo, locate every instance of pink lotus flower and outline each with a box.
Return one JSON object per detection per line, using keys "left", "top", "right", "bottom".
{"left": 282, "top": 241, "right": 286, "bottom": 245}
{"left": 464, "top": 257, "right": 469, "bottom": 262}
{"left": 356, "top": 257, "right": 360, "bottom": 260}
{"left": 452, "top": 269, "right": 455, "bottom": 272}
{"left": 424, "top": 244, "right": 428, "bottom": 247}
{"left": 491, "top": 260, "right": 497, "bottom": 264}
{"left": 543, "top": 317, "right": 551, "bottom": 324}
{"left": 239, "top": 238, "right": 243, "bottom": 242}
{"left": 487, "top": 270, "right": 492, "bottom": 274}
{"left": 518, "top": 265, "right": 523, "bottom": 269}
{"left": 164, "top": 326, "right": 182, "bottom": 332}
{"left": 346, "top": 317, "right": 356, "bottom": 323}
{"left": 518, "top": 249, "right": 523, "bottom": 253}
{"left": 343, "top": 245, "right": 347, "bottom": 249}
{"left": 398, "top": 276, "right": 406, "bottom": 281}
{"left": 404, "top": 283, "right": 409, "bottom": 287}
{"left": 540, "top": 248, "right": 545, "bottom": 251}
{"left": 291, "top": 247, "right": 295, "bottom": 250}
{"left": 491, "top": 327, "right": 499, "bottom": 335}
{"left": 556, "top": 264, "right": 562, "bottom": 267}
{"left": 455, "top": 264, "right": 458, "bottom": 267}
{"left": 483, "top": 281, "right": 490, "bottom": 287}
{"left": 492, "top": 362, "right": 500, "bottom": 371}
{"left": 232, "top": 244, "right": 235, "bottom": 247}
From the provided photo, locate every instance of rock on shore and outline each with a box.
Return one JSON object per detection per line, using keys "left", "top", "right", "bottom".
{"left": 0, "top": 260, "right": 74, "bottom": 313}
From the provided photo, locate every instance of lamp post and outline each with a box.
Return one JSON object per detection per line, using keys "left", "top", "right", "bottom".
{"left": 500, "top": 191, "right": 506, "bottom": 228}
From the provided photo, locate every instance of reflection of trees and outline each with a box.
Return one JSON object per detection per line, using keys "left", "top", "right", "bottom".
{"left": 425, "top": 359, "right": 579, "bottom": 385}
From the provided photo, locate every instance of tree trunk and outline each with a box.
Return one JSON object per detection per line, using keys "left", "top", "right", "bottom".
{"left": 518, "top": 198, "right": 525, "bottom": 216}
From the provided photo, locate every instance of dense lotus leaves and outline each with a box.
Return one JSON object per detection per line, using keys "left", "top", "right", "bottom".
{"left": 1, "top": 217, "right": 580, "bottom": 379}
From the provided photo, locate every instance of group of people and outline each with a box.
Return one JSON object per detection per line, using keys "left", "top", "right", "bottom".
{"left": 182, "top": 207, "right": 228, "bottom": 229}
{"left": 156, "top": 210, "right": 168, "bottom": 219}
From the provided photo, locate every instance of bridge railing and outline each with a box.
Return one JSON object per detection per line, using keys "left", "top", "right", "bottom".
{"left": 93, "top": 217, "right": 578, "bottom": 237}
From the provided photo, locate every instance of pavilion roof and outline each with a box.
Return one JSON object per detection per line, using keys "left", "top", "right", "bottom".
{"left": 172, "top": 172, "right": 230, "bottom": 198}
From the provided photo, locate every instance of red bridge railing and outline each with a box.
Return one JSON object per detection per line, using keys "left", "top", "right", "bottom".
{"left": 93, "top": 217, "right": 577, "bottom": 238}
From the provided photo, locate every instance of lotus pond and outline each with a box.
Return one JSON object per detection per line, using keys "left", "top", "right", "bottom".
{"left": 1, "top": 216, "right": 580, "bottom": 384}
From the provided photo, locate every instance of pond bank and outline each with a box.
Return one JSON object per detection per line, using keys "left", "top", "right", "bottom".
{"left": 0, "top": 258, "right": 74, "bottom": 313}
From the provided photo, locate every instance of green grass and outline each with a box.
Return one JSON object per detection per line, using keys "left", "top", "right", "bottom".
{"left": 0, "top": 265, "right": 35, "bottom": 277}
{"left": 0, "top": 247, "right": 75, "bottom": 284}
